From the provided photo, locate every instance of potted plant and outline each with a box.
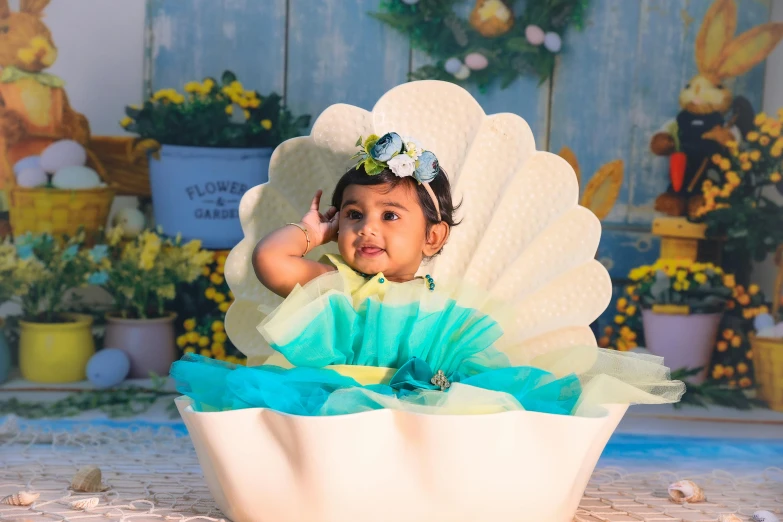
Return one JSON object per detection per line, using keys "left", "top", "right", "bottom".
{"left": 693, "top": 108, "right": 783, "bottom": 284}
{"left": 10, "top": 232, "right": 96, "bottom": 383}
{"left": 0, "top": 239, "right": 18, "bottom": 383}
{"left": 89, "top": 226, "right": 213, "bottom": 378}
{"left": 120, "top": 70, "right": 310, "bottom": 249}
{"left": 629, "top": 259, "right": 733, "bottom": 383}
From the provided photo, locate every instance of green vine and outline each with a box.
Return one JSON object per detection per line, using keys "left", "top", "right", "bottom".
{"left": 672, "top": 368, "right": 765, "bottom": 410}
{"left": 371, "top": 0, "right": 590, "bottom": 89}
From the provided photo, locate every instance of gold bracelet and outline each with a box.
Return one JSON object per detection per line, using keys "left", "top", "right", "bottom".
{"left": 286, "top": 223, "right": 311, "bottom": 257}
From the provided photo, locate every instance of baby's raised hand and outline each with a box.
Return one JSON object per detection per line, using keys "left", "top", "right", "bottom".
{"left": 301, "top": 190, "right": 339, "bottom": 246}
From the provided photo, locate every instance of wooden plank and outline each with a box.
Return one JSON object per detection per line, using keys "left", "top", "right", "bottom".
{"left": 597, "top": 227, "right": 660, "bottom": 280}
{"left": 626, "top": 0, "right": 772, "bottom": 225}
{"left": 148, "top": 0, "right": 287, "bottom": 96}
{"left": 285, "top": 0, "right": 410, "bottom": 123}
{"left": 548, "top": 0, "right": 644, "bottom": 225}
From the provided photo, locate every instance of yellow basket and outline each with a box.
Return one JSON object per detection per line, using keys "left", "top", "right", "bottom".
{"left": 752, "top": 245, "right": 783, "bottom": 412}
{"left": 8, "top": 185, "right": 114, "bottom": 238}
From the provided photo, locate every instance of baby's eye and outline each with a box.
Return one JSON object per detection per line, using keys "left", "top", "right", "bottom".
{"left": 346, "top": 210, "right": 362, "bottom": 220}
{"left": 383, "top": 212, "right": 399, "bottom": 221}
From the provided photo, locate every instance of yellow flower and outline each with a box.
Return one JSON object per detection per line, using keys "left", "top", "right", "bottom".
{"left": 217, "top": 253, "right": 227, "bottom": 265}
{"left": 225, "top": 105, "right": 234, "bottom": 115}
{"left": 120, "top": 116, "right": 133, "bottom": 127}
{"left": 749, "top": 150, "right": 761, "bottom": 161}
{"left": 694, "top": 273, "right": 707, "bottom": 284}
{"left": 731, "top": 335, "right": 742, "bottom": 348}
{"left": 770, "top": 126, "right": 781, "bottom": 138}
{"left": 738, "top": 294, "right": 750, "bottom": 306}
{"left": 737, "top": 362, "right": 748, "bottom": 375}
{"left": 249, "top": 98, "right": 261, "bottom": 108}
{"left": 712, "top": 365, "right": 724, "bottom": 379}
{"left": 186, "top": 331, "right": 200, "bottom": 343}
{"left": 755, "top": 112, "right": 767, "bottom": 125}
{"left": 212, "top": 320, "right": 224, "bottom": 332}
{"left": 711, "top": 153, "right": 723, "bottom": 164}
{"left": 210, "top": 273, "right": 224, "bottom": 285}
{"left": 156, "top": 284, "right": 176, "bottom": 300}
{"left": 202, "top": 266, "right": 210, "bottom": 276}
{"left": 261, "top": 119, "right": 273, "bottom": 130}
{"left": 626, "top": 305, "right": 637, "bottom": 316}
{"left": 198, "top": 336, "right": 210, "bottom": 347}
{"left": 773, "top": 146, "right": 783, "bottom": 158}
{"left": 184, "top": 318, "right": 196, "bottom": 331}
{"left": 673, "top": 281, "right": 684, "bottom": 292}
{"left": 219, "top": 302, "right": 230, "bottom": 313}
{"left": 617, "top": 297, "right": 628, "bottom": 309}
{"left": 200, "top": 349, "right": 212, "bottom": 358}
{"left": 211, "top": 343, "right": 226, "bottom": 357}
{"left": 184, "top": 81, "right": 202, "bottom": 93}
{"left": 176, "top": 335, "right": 187, "bottom": 348}
{"left": 725, "top": 171, "right": 740, "bottom": 186}
{"left": 723, "top": 366, "right": 735, "bottom": 378}
{"left": 741, "top": 162, "right": 752, "bottom": 171}
{"left": 214, "top": 292, "right": 226, "bottom": 303}
{"left": 107, "top": 226, "right": 124, "bottom": 246}
{"left": 739, "top": 377, "right": 752, "bottom": 388}
{"left": 205, "top": 287, "right": 216, "bottom": 299}
{"left": 760, "top": 136, "right": 771, "bottom": 146}
{"left": 771, "top": 172, "right": 782, "bottom": 183}
{"left": 213, "top": 331, "right": 227, "bottom": 343}
{"left": 717, "top": 341, "right": 728, "bottom": 352}
{"left": 243, "top": 109, "right": 250, "bottom": 120}
{"left": 614, "top": 315, "right": 625, "bottom": 325}
{"left": 746, "top": 350, "right": 754, "bottom": 359}
{"left": 748, "top": 284, "right": 759, "bottom": 295}
{"left": 229, "top": 80, "right": 243, "bottom": 92}
{"left": 747, "top": 131, "right": 759, "bottom": 142}
{"left": 718, "top": 158, "right": 731, "bottom": 171}
{"left": 676, "top": 270, "right": 687, "bottom": 282}
{"left": 723, "top": 274, "right": 735, "bottom": 288}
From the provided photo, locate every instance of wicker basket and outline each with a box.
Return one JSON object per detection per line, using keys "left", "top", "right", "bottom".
{"left": 752, "top": 245, "right": 783, "bottom": 412}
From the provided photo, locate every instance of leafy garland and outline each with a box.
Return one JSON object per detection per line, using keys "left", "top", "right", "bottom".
{"left": 371, "top": 0, "right": 590, "bottom": 89}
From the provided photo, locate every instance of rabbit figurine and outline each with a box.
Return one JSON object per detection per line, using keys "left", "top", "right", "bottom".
{"left": 649, "top": 0, "right": 783, "bottom": 218}
{"left": 0, "top": 0, "right": 91, "bottom": 191}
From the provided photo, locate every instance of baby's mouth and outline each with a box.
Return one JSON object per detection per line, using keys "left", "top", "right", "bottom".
{"left": 357, "top": 246, "right": 385, "bottom": 257}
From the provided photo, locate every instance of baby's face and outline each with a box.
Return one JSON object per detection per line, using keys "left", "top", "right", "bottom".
{"left": 337, "top": 183, "right": 428, "bottom": 281}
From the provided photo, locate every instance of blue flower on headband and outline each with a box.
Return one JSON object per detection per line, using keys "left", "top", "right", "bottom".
{"left": 370, "top": 132, "right": 403, "bottom": 162}
{"left": 414, "top": 151, "right": 439, "bottom": 183}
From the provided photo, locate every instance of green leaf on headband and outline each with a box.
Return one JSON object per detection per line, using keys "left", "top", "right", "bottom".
{"left": 363, "top": 158, "right": 385, "bottom": 175}
{"left": 363, "top": 134, "right": 380, "bottom": 154}
{"left": 355, "top": 136, "right": 363, "bottom": 147}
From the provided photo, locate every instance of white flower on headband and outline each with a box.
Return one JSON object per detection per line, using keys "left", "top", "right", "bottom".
{"left": 387, "top": 154, "right": 416, "bottom": 178}
{"left": 402, "top": 136, "right": 423, "bottom": 160}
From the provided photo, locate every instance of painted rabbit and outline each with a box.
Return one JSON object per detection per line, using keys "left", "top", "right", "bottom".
{"left": 649, "top": 0, "right": 783, "bottom": 217}
{"left": 0, "top": 0, "right": 91, "bottom": 191}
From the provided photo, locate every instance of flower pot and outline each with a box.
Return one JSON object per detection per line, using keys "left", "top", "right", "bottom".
{"left": 148, "top": 145, "right": 272, "bottom": 249}
{"left": 104, "top": 312, "right": 177, "bottom": 379}
{"left": 19, "top": 313, "right": 95, "bottom": 383}
{"left": 0, "top": 325, "right": 11, "bottom": 384}
{"left": 642, "top": 309, "right": 722, "bottom": 384}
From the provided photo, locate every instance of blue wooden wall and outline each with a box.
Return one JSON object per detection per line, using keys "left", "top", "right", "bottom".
{"left": 145, "top": 0, "right": 772, "bottom": 286}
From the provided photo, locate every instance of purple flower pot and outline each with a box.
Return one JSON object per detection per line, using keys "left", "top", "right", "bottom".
{"left": 641, "top": 310, "right": 723, "bottom": 384}
{"left": 104, "top": 312, "right": 177, "bottom": 379}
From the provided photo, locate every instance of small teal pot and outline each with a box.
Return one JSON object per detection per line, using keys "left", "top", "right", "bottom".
{"left": 149, "top": 145, "right": 272, "bottom": 249}
{"left": 0, "top": 325, "right": 11, "bottom": 384}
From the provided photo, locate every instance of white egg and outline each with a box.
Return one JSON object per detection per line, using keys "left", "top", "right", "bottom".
{"left": 444, "top": 57, "right": 463, "bottom": 75}
{"left": 752, "top": 511, "right": 780, "bottom": 522}
{"left": 454, "top": 64, "right": 471, "bottom": 80}
{"left": 12, "top": 155, "right": 41, "bottom": 175}
{"left": 86, "top": 348, "right": 130, "bottom": 389}
{"left": 544, "top": 32, "right": 563, "bottom": 53}
{"left": 40, "top": 139, "right": 87, "bottom": 173}
{"left": 51, "top": 166, "right": 102, "bottom": 189}
{"left": 112, "top": 207, "right": 146, "bottom": 238}
{"left": 15, "top": 167, "right": 48, "bottom": 188}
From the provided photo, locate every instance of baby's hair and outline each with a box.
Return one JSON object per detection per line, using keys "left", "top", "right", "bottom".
{"left": 331, "top": 165, "right": 461, "bottom": 256}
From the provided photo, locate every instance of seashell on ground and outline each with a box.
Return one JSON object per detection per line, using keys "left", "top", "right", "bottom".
{"left": 69, "top": 497, "right": 99, "bottom": 510}
{"left": 752, "top": 511, "right": 780, "bottom": 522}
{"left": 718, "top": 514, "right": 744, "bottom": 522}
{"left": 0, "top": 491, "right": 40, "bottom": 506}
{"left": 668, "top": 479, "right": 706, "bottom": 503}
{"left": 70, "top": 466, "right": 109, "bottom": 492}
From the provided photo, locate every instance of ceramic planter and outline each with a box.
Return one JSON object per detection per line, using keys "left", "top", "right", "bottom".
{"left": 19, "top": 313, "right": 95, "bottom": 383}
{"left": 104, "top": 312, "right": 177, "bottom": 378}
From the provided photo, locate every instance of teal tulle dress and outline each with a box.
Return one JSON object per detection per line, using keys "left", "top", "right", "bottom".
{"left": 171, "top": 255, "right": 684, "bottom": 417}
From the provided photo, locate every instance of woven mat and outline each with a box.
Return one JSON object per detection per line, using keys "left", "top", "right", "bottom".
{"left": 0, "top": 417, "right": 780, "bottom": 522}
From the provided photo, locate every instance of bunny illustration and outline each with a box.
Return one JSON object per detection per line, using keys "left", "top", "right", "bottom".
{"left": 0, "top": 0, "right": 91, "bottom": 191}
{"left": 558, "top": 145, "right": 624, "bottom": 221}
{"left": 649, "top": 0, "right": 783, "bottom": 218}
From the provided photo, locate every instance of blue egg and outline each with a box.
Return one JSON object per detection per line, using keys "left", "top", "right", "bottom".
{"left": 87, "top": 348, "right": 131, "bottom": 389}
{"left": 754, "top": 313, "right": 775, "bottom": 332}
{"left": 13, "top": 156, "right": 41, "bottom": 175}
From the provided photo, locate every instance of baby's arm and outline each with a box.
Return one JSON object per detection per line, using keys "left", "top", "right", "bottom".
{"left": 252, "top": 190, "right": 338, "bottom": 297}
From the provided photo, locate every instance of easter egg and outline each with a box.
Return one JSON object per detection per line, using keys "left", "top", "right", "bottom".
{"left": 86, "top": 348, "right": 130, "bottom": 389}
{"left": 464, "top": 52, "right": 489, "bottom": 71}
{"left": 444, "top": 57, "right": 463, "bottom": 75}
{"left": 544, "top": 32, "right": 563, "bottom": 53}
{"left": 754, "top": 313, "right": 775, "bottom": 332}
{"left": 525, "top": 24, "right": 545, "bottom": 46}
{"left": 51, "top": 165, "right": 102, "bottom": 189}
{"left": 12, "top": 155, "right": 41, "bottom": 175}
{"left": 454, "top": 64, "right": 471, "bottom": 80}
{"left": 16, "top": 167, "right": 48, "bottom": 188}
{"left": 112, "top": 207, "right": 146, "bottom": 238}
{"left": 752, "top": 511, "right": 780, "bottom": 522}
{"left": 40, "top": 139, "right": 87, "bottom": 173}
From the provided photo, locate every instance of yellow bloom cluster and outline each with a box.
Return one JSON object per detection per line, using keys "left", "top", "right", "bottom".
{"left": 152, "top": 88, "right": 186, "bottom": 105}
{"left": 203, "top": 251, "right": 234, "bottom": 313}
{"left": 628, "top": 258, "right": 723, "bottom": 286}
{"left": 184, "top": 78, "right": 215, "bottom": 96}
{"left": 221, "top": 80, "right": 262, "bottom": 110}
{"left": 178, "top": 316, "right": 246, "bottom": 365}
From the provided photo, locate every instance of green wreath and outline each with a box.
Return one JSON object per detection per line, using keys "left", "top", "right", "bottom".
{"left": 371, "top": 0, "right": 590, "bottom": 90}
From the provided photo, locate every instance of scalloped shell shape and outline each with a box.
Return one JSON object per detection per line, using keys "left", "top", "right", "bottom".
{"left": 224, "top": 80, "right": 610, "bottom": 362}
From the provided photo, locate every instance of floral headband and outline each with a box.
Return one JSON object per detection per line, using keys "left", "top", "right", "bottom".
{"left": 351, "top": 132, "right": 442, "bottom": 222}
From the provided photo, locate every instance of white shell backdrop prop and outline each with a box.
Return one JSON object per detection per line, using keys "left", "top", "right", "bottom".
{"left": 174, "top": 80, "right": 619, "bottom": 522}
